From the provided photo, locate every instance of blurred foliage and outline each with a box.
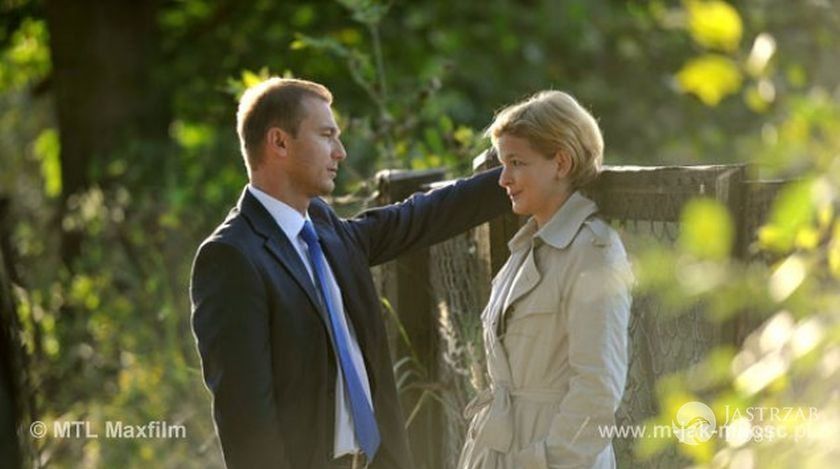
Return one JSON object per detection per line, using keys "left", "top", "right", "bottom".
{"left": 685, "top": 0, "right": 742, "bottom": 52}
{"left": 0, "top": 0, "right": 838, "bottom": 467}
{"left": 630, "top": 2, "right": 840, "bottom": 468}
{"left": 677, "top": 54, "right": 742, "bottom": 106}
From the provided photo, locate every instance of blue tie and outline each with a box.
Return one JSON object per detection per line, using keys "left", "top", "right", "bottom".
{"left": 300, "top": 220, "right": 381, "bottom": 460}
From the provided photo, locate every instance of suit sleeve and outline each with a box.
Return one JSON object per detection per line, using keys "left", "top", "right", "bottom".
{"left": 346, "top": 166, "right": 509, "bottom": 266}
{"left": 190, "top": 241, "right": 289, "bottom": 468}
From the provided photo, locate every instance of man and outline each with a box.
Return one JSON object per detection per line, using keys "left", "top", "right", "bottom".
{"left": 190, "top": 77, "right": 508, "bottom": 468}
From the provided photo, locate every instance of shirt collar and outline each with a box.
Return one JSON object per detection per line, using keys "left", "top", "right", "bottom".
{"left": 508, "top": 191, "right": 599, "bottom": 252}
{"left": 247, "top": 184, "right": 309, "bottom": 241}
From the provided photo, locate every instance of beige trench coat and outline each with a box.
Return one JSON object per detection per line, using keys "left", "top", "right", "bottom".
{"left": 459, "top": 192, "right": 633, "bottom": 469}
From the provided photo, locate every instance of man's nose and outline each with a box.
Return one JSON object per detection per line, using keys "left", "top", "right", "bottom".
{"left": 333, "top": 140, "right": 347, "bottom": 161}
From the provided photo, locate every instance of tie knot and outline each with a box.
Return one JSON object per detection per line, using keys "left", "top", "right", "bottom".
{"left": 300, "top": 220, "right": 319, "bottom": 246}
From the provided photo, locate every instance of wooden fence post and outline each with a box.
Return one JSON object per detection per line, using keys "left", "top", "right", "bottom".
{"left": 374, "top": 168, "right": 445, "bottom": 469}
{"left": 714, "top": 165, "right": 751, "bottom": 345}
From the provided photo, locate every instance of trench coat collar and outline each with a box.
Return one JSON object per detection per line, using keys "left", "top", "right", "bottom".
{"left": 508, "top": 191, "right": 598, "bottom": 253}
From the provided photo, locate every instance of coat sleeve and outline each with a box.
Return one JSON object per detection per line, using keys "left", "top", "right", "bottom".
{"left": 190, "top": 240, "right": 290, "bottom": 468}
{"left": 344, "top": 166, "right": 509, "bottom": 266}
{"left": 517, "top": 250, "right": 633, "bottom": 469}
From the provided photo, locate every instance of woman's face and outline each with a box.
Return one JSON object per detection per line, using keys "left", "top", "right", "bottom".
{"left": 496, "top": 133, "right": 570, "bottom": 226}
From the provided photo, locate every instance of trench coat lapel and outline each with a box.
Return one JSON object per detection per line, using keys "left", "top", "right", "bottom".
{"left": 498, "top": 191, "right": 599, "bottom": 320}
{"left": 501, "top": 247, "right": 541, "bottom": 316}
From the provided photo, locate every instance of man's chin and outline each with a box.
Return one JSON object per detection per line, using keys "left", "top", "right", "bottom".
{"left": 318, "top": 181, "right": 336, "bottom": 196}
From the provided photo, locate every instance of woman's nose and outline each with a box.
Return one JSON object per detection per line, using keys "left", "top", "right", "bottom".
{"left": 498, "top": 167, "right": 511, "bottom": 187}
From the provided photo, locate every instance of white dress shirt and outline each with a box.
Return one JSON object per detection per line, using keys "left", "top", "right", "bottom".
{"left": 248, "top": 185, "right": 374, "bottom": 458}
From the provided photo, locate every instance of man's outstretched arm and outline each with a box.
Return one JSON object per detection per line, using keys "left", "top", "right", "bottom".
{"left": 345, "top": 164, "right": 509, "bottom": 266}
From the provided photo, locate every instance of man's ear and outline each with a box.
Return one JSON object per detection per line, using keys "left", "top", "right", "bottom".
{"left": 554, "top": 150, "right": 573, "bottom": 179}
{"left": 266, "top": 127, "right": 289, "bottom": 158}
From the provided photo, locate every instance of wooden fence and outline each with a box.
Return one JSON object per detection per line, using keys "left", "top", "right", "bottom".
{"left": 371, "top": 151, "right": 786, "bottom": 468}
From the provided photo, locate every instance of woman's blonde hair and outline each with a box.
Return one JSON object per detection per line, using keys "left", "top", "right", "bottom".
{"left": 487, "top": 90, "right": 604, "bottom": 188}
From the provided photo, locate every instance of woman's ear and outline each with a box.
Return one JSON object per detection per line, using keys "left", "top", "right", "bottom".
{"left": 554, "top": 150, "right": 573, "bottom": 179}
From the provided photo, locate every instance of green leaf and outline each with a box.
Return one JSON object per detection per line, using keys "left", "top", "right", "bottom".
{"left": 34, "top": 128, "right": 62, "bottom": 197}
{"left": 0, "top": 18, "right": 51, "bottom": 91}
{"left": 829, "top": 221, "right": 840, "bottom": 280}
{"left": 337, "top": 28, "right": 363, "bottom": 46}
{"left": 757, "top": 179, "right": 816, "bottom": 253}
{"left": 171, "top": 120, "right": 214, "bottom": 151}
{"left": 786, "top": 64, "right": 807, "bottom": 88}
{"left": 454, "top": 126, "right": 475, "bottom": 146}
{"left": 679, "top": 198, "right": 734, "bottom": 260}
{"left": 676, "top": 54, "right": 742, "bottom": 106}
{"left": 744, "top": 83, "right": 772, "bottom": 113}
{"left": 225, "top": 67, "right": 272, "bottom": 99}
{"left": 242, "top": 67, "right": 270, "bottom": 88}
{"left": 423, "top": 128, "right": 444, "bottom": 154}
{"left": 685, "top": 0, "right": 742, "bottom": 52}
{"left": 292, "top": 5, "right": 316, "bottom": 27}
{"left": 438, "top": 115, "right": 453, "bottom": 134}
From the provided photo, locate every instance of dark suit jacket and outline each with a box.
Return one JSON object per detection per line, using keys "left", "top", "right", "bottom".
{"left": 190, "top": 167, "right": 508, "bottom": 468}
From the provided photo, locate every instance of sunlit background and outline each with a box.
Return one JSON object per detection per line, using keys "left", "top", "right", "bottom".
{"left": 0, "top": 0, "right": 837, "bottom": 467}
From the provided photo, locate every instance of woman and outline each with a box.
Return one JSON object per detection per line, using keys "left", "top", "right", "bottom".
{"left": 459, "top": 91, "right": 633, "bottom": 469}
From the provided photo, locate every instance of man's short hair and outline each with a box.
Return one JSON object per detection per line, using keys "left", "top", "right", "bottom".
{"left": 487, "top": 90, "right": 604, "bottom": 189}
{"left": 236, "top": 77, "right": 333, "bottom": 172}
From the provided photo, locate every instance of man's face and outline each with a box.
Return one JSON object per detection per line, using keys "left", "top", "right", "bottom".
{"left": 282, "top": 96, "right": 346, "bottom": 198}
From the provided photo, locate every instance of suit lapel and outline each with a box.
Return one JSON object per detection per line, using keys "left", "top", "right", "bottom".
{"left": 262, "top": 236, "right": 331, "bottom": 327}
{"left": 237, "top": 188, "right": 331, "bottom": 328}
{"left": 314, "top": 217, "right": 370, "bottom": 351}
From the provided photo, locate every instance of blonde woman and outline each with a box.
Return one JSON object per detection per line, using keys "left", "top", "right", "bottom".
{"left": 459, "top": 91, "right": 633, "bottom": 469}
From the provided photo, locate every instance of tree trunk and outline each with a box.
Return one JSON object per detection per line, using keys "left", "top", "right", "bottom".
{"left": 1, "top": 196, "right": 25, "bottom": 468}
{"left": 44, "top": 0, "right": 169, "bottom": 266}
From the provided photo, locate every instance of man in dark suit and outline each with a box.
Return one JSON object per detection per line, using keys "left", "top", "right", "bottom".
{"left": 190, "top": 77, "right": 508, "bottom": 468}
